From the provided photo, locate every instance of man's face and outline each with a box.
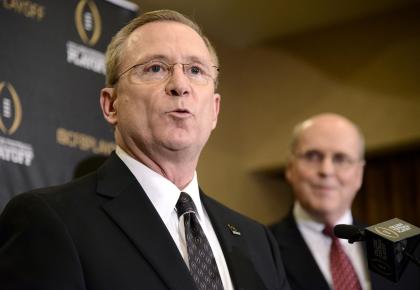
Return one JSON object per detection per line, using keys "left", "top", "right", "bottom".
{"left": 286, "top": 116, "right": 365, "bottom": 222}
{"left": 103, "top": 21, "right": 220, "bottom": 159}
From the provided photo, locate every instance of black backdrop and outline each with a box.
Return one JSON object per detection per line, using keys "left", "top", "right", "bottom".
{"left": 0, "top": 0, "right": 137, "bottom": 211}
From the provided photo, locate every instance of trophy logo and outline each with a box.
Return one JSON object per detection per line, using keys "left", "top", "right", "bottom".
{"left": 75, "top": 0, "right": 102, "bottom": 46}
{"left": 375, "top": 226, "right": 400, "bottom": 239}
{"left": 0, "top": 82, "right": 22, "bottom": 135}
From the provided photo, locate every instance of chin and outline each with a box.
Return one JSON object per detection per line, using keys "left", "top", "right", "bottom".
{"left": 166, "top": 134, "right": 202, "bottom": 150}
{"left": 164, "top": 140, "right": 190, "bottom": 151}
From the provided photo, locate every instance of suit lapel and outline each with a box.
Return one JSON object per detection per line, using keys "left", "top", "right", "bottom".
{"left": 96, "top": 153, "right": 196, "bottom": 290}
{"left": 274, "top": 213, "right": 330, "bottom": 290}
{"left": 201, "top": 193, "right": 267, "bottom": 290}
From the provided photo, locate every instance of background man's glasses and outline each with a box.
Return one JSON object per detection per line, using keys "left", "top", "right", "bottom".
{"left": 293, "top": 150, "right": 363, "bottom": 171}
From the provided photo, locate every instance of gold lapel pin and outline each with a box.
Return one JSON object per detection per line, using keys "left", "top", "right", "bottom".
{"left": 227, "top": 224, "right": 241, "bottom": 236}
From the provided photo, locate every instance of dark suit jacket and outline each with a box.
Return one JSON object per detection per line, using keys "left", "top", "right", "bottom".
{"left": 270, "top": 212, "right": 420, "bottom": 290}
{"left": 0, "top": 153, "right": 290, "bottom": 290}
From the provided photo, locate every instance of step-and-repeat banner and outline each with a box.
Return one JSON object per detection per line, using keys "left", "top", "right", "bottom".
{"left": 0, "top": 0, "right": 138, "bottom": 211}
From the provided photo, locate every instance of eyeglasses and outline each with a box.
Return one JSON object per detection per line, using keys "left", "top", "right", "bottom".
{"left": 293, "top": 150, "right": 363, "bottom": 171}
{"left": 114, "top": 60, "right": 219, "bottom": 86}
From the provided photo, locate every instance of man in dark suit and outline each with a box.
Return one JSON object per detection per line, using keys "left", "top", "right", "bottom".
{"left": 270, "top": 113, "right": 420, "bottom": 290}
{"left": 0, "top": 10, "right": 290, "bottom": 290}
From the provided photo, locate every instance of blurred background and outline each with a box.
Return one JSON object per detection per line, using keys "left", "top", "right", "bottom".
{"left": 1, "top": 0, "right": 419, "bottom": 226}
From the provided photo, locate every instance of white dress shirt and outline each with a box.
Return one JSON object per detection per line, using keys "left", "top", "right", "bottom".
{"left": 116, "top": 146, "right": 234, "bottom": 290}
{"left": 293, "top": 201, "right": 371, "bottom": 290}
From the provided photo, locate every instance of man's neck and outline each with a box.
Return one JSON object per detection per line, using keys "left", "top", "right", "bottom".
{"left": 117, "top": 145, "right": 197, "bottom": 190}
{"left": 294, "top": 201, "right": 352, "bottom": 226}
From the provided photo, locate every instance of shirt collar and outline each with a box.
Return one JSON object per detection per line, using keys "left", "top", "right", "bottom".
{"left": 115, "top": 146, "right": 202, "bottom": 224}
{"left": 293, "top": 201, "right": 353, "bottom": 233}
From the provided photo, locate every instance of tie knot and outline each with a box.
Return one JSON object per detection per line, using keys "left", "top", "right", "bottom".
{"left": 322, "top": 224, "right": 335, "bottom": 238}
{"left": 176, "top": 192, "right": 197, "bottom": 218}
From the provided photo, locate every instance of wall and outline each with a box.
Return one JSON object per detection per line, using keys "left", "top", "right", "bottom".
{"left": 197, "top": 6, "right": 420, "bottom": 224}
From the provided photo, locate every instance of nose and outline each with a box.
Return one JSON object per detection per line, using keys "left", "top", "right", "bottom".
{"left": 165, "top": 64, "right": 190, "bottom": 97}
{"left": 318, "top": 157, "right": 335, "bottom": 177}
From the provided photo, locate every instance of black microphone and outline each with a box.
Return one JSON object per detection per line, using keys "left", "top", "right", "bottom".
{"left": 334, "top": 224, "right": 365, "bottom": 243}
{"left": 334, "top": 218, "right": 420, "bottom": 282}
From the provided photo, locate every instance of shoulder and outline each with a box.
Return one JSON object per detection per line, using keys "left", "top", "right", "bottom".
{"left": 201, "top": 193, "right": 291, "bottom": 290}
{"left": 201, "top": 193, "right": 277, "bottom": 250}
{"left": 1, "top": 172, "right": 99, "bottom": 223}
{"left": 201, "top": 193, "right": 263, "bottom": 229}
{"left": 269, "top": 212, "right": 296, "bottom": 236}
{"left": 201, "top": 192, "right": 279, "bottom": 255}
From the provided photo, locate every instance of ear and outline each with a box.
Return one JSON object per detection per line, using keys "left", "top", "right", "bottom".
{"left": 285, "top": 159, "right": 294, "bottom": 184}
{"left": 355, "top": 159, "right": 366, "bottom": 189}
{"left": 100, "top": 87, "right": 118, "bottom": 125}
{"left": 211, "top": 93, "right": 221, "bottom": 129}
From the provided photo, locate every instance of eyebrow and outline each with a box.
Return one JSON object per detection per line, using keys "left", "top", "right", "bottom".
{"left": 133, "top": 54, "right": 168, "bottom": 64}
{"left": 136, "top": 54, "right": 210, "bottom": 66}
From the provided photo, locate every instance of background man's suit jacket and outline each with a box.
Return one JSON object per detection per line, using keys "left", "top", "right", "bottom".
{"left": 270, "top": 213, "right": 420, "bottom": 290}
{"left": 0, "top": 153, "right": 290, "bottom": 290}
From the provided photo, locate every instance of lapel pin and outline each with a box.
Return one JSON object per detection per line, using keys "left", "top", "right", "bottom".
{"left": 227, "top": 224, "right": 241, "bottom": 236}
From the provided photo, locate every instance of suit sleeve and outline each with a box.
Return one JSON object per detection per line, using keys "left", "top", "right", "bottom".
{"left": 264, "top": 226, "right": 291, "bottom": 290}
{"left": 0, "top": 193, "right": 86, "bottom": 290}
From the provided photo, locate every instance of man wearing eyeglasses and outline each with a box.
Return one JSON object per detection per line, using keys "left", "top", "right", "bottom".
{"left": 0, "top": 10, "right": 290, "bottom": 290}
{"left": 270, "top": 113, "right": 419, "bottom": 290}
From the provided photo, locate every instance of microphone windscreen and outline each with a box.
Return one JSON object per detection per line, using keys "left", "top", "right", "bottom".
{"left": 334, "top": 224, "right": 365, "bottom": 242}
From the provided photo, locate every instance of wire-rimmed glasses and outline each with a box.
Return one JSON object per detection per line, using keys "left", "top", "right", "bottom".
{"left": 113, "top": 60, "right": 219, "bottom": 86}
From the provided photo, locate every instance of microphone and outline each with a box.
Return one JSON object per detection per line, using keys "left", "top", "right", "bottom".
{"left": 334, "top": 224, "right": 365, "bottom": 243}
{"left": 334, "top": 218, "right": 420, "bottom": 282}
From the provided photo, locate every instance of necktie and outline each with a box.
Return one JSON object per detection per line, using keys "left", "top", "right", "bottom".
{"left": 176, "top": 192, "right": 224, "bottom": 290}
{"left": 323, "top": 225, "right": 362, "bottom": 290}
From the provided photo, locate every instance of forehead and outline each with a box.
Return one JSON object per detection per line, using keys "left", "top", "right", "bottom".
{"left": 296, "top": 120, "right": 361, "bottom": 156}
{"left": 123, "top": 21, "right": 212, "bottom": 64}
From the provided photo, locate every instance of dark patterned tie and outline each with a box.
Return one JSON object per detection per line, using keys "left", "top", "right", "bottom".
{"left": 176, "top": 192, "right": 224, "bottom": 290}
{"left": 323, "top": 224, "right": 362, "bottom": 290}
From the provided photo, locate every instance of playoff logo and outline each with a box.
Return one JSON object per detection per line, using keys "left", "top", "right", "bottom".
{"left": 75, "top": 0, "right": 102, "bottom": 46}
{"left": 0, "top": 82, "right": 22, "bottom": 135}
{"left": 67, "top": 0, "right": 105, "bottom": 74}
{"left": 0, "top": 81, "right": 34, "bottom": 166}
